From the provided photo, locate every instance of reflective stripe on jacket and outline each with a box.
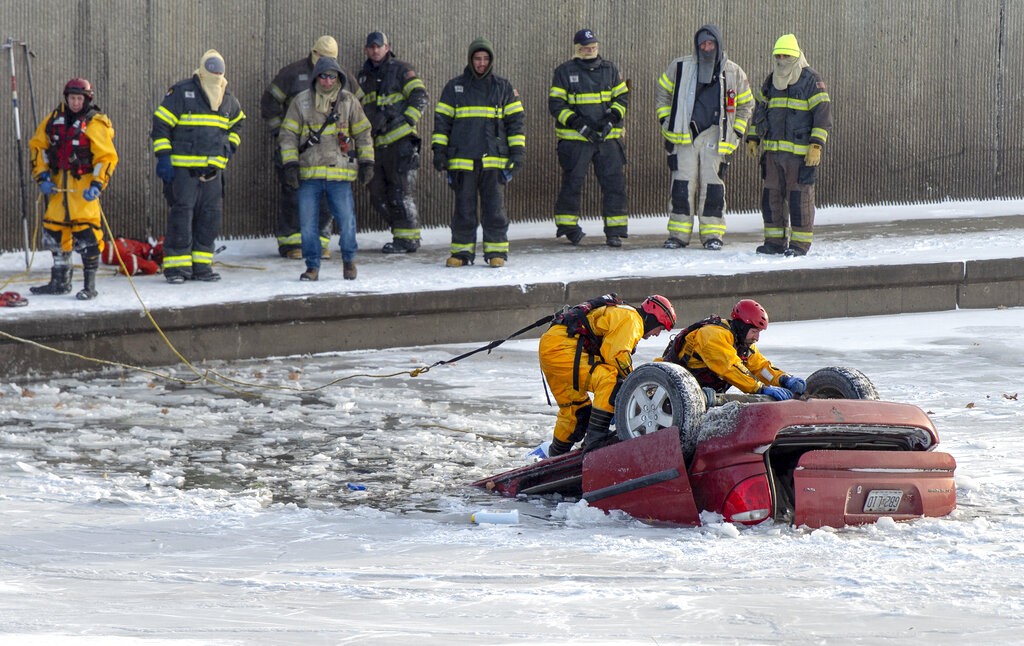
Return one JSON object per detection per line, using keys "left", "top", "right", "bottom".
{"left": 151, "top": 76, "right": 244, "bottom": 169}
{"left": 278, "top": 87, "right": 373, "bottom": 182}
{"left": 749, "top": 67, "right": 832, "bottom": 155}
{"left": 358, "top": 55, "right": 428, "bottom": 147}
{"left": 676, "top": 323, "right": 785, "bottom": 394}
{"left": 655, "top": 56, "right": 753, "bottom": 153}
{"left": 549, "top": 57, "right": 628, "bottom": 141}
{"left": 431, "top": 68, "right": 525, "bottom": 170}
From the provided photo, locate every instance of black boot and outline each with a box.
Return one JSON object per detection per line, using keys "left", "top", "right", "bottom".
{"left": 76, "top": 255, "right": 99, "bottom": 300}
{"left": 582, "top": 408, "right": 616, "bottom": 452}
{"left": 30, "top": 254, "right": 73, "bottom": 295}
{"left": 547, "top": 437, "right": 574, "bottom": 457}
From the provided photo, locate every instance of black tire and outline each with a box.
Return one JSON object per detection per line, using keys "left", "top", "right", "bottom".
{"left": 805, "top": 366, "right": 879, "bottom": 400}
{"left": 614, "top": 362, "right": 707, "bottom": 441}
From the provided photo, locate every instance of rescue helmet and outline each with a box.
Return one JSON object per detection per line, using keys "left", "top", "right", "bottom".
{"left": 640, "top": 295, "right": 676, "bottom": 331}
{"left": 731, "top": 299, "right": 769, "bottom": 330}
{"left": 63, "top": 77, "right": 94, "bottom": 100}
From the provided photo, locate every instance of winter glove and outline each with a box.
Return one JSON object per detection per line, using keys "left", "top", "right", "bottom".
{"left": 282, "top": 163, "right": 300, "bottom": 190}
{"left": 566, "top": 113, "right": 595, "bottom": 141}
{"left": 82, "top": 181, "right": 102, "bottom": 201}
{"left": 760, "top": 385, "right": 794, "bottom": 401}
{"left": 746, "top": 140, "right": 759, "bottom": 159}
{"left": 500, "top": 159, "right": 517, "bottom": 185}
{"left": 780, "top": 375, "right": 807, "bottom": 395}
{"left": 357, "top": 162, "right": 375, "bottom": 186}
{"left": 432, "top": 147, "right": 447, "bottom": 172}
{"left": 804, "top": 143, "right": 822, "bottom": 167}
{"left": 155, "top": 155, "right": 175, "bottom": 183}
{"left": 37, "top": 172, "right": 57, "bottom": 197}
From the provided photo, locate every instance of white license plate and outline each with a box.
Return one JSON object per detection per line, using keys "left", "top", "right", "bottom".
{"left": 863, "top": 489, "right": 903, "bottom": 513}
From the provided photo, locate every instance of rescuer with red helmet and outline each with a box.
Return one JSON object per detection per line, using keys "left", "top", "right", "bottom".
{"left": 662, "top": 298, "right": 805, "bottom": 400}
{"left": 540, "top": 294, "right": 676, "bottom": 456}
{"left": 28, "top": 77, "right": 118, "bottom": 300}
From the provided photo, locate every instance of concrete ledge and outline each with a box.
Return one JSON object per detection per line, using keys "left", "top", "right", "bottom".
{"left": 3, "top": 259, "right": 1021, "bottom": 376}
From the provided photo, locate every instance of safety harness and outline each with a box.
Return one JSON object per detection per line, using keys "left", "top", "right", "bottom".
{"left": 662, "top": 315, "right": 751, "bottom": 393}
{"left": 45, "top": 106, "right": 99, "bottom": 177}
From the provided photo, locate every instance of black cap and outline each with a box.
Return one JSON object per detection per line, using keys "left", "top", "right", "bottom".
{"left": 365, "top": 31, "right": 389, "bottom": 47}
{"left": 573, "top": 29, "right": 598, "bottom": 45}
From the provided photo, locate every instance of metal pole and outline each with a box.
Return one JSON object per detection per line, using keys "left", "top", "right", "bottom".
{"left": 20, "top": 41, "right": 37, "bottom": 130}
{"left": 5, "top": 37, "right": 33, "bottom": 269}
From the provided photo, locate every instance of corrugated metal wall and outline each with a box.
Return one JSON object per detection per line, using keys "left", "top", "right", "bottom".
{"left": 0, "top": 0, "right": 1020, "bottom": 251}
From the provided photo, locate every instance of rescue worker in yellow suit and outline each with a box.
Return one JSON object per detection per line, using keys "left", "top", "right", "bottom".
{"left": 541, "top": 294, "right": 676, "bottom": 456}
{"left": 662, "top": 298, "right": 805, "bottom": 400}
{"left": 29, "top": 78, "right": 117, "bottom": 300}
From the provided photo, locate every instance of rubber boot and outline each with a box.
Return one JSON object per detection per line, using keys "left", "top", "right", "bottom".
{"left": 30, "top": 253, "right": 73, "bottom": 295}
{"left": 581, "top": 408, "right": 616, "bottom": 452}
{"left": 547, "top": 405, "right": 591, "bottom": 457}
{"left": 76, "top": 255, "right": 99, "bottom": 300}
{"left": 547, "top": 436, "right": 573, "bottom": 457}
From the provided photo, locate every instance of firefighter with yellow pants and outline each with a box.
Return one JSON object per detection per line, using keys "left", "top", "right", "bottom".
{"left": 662, "top": 299, "right": 805, "bottom": 400}
{"left": 29, "top": 78, "right": 118, "bottom": 300}
{"left": 540, "top": 294, "right": 676, "bottom": 456}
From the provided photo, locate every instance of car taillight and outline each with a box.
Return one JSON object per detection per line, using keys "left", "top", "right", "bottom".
{"left": 722, "top": 475, "right": 772, "bottom": 525}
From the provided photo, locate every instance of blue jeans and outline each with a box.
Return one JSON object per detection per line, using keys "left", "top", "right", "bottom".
{"left": 298, "top": 178, "right": 357, "bottom": 268}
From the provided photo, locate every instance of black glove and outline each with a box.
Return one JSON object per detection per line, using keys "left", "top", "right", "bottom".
{"left": 283, "top": 163, "right": 300, "bottom": 190}
{"left": 357, "top": 162, "right": 375, "bottom": 186}
{"left": 432, "top": 147, "right": 447, "bottom": 172}
{"left": 370, "top": 111, "right": 388, "bottom": 135}
{"left": 566, "top": 113, "right": 596, "bottom": 141}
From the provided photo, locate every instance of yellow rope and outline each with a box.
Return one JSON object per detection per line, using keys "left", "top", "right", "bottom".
{"left": 1, "top": 201, "right": 432, "bottom": 395}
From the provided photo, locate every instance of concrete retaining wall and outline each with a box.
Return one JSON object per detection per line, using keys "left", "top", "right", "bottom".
{"left": 3, "top": 258, "right": 1022, "bottom": 376}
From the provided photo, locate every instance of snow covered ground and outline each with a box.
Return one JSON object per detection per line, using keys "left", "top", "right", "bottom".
{"left": 1, "top": 199, "right": 1024, "bottom": 644}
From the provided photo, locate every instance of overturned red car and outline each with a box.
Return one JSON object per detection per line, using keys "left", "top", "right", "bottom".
{"left": 474, "top": 365, "right": 956, "bottom": 528}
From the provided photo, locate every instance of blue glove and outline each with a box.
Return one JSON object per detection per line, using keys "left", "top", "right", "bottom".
{"left": 37, "top": 172, "right": 57, "bottom": 197}
{"left": 780, "top": 375, "right": 806, "bottom": 395}
{"left": 760, "top": 385, "right": 793, "bottom": 401}
{"left": 82, "top": 182, "right": 101, "bottom": 201}
{"left": 155, "top": 156, "right": 175, "bottom": 183}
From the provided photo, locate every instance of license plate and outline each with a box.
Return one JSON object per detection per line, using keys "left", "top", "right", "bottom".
{"left": 863, "top": 489, "right": 903, "bottom": 513}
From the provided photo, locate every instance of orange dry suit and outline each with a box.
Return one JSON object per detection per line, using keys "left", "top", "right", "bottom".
{"left": 664, "top": 317, "right": 786, "bottom": 393}
{"left": 539, "top": 303, "right": 644, "bottom": 445}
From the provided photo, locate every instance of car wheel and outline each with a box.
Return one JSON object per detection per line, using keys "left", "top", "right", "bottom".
{"left": 805, "top": 366, "right": 879, "bottom": 400}
{"left": 614, "top": 362, "right": 706, "bottom": 441}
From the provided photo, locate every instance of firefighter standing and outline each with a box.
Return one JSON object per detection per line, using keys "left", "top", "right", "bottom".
{"left": 662, "top": 299, "right": 805, "bottom": 400}
{"left": 357, "top": 31, "right": 428, "bottom": 254}
{"left": 656, "top": 24, "right": 753, "bottom": 251}
{"left": 549, "top": 29, "right": 630, "bottom": 248}
{"left": 541, "top": 295, "right": 676, "bottom": 456}
{"left": 261, "top": 36, "right": 353, "bottom": 259}
{"left": 431, "top": 37, "right": 525, "bottom": 268}
{"left": 29, "top": 78, "right": 118, "bottom": 300}
{"left": 279, "top": 56, "right": 374, "bottom": 282}
{"left": 151, "top": 49, "right": 245, "bottom": 284}
{"left": 747, "top": 33, "right": 832, "bottom": 256}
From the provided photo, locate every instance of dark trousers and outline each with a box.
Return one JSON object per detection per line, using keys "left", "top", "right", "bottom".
{"left": 449, "top": 165, "right": 508, "bottom": 261}
{"left": 163, "top": 168, "right": 223, "bottom": 273}
{"left": 368, "top": 138, "right": 421, "bottom": 241}
{"left": 554, "top": 139, "right": 628, "bottom": 237}
{"left": 273, "top": 150, "right": 333, "bottom": 255}
{"left": 761, "top": 151, "right": 817, "bottom": 253}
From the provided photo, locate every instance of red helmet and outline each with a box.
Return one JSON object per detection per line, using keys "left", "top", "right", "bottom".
{"left": 640, "top": 295, "right": 676, "bottom": 330}
{"left": 731, "top": 299, "right": 769, "bottom": 330}
{"left": 63, "top": 78, "right": 94, "bottom": 100}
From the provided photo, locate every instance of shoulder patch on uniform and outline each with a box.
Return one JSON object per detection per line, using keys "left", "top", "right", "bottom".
{"left": 165, "top": 87, "right": 175, "bottom": 96}
{"left": 512, "top": 88, "right": 519, "bottom": 97}
{"left": 405, "top": 69, "right": 417, "bottom": 80}
{"left": 816, "top": 81, "right": 827, "bottom": 90}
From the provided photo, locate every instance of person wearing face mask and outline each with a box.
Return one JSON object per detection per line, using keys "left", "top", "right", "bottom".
{"left": 261, "top": 36, "right": 357, "bottom": 260}
{"left": 747, "top": 34, "right": 832, "bottom": 256}
{"left": 431, "top": 37, "right": 525, "bottom": 268}
{"left": 279, "top": 56, "right": 374, "bottom": 282}
{"left": 656, "top": 24, "right": 753, "bottom": 251}
{"left": 152, "top": 49, "right": 245, "bottom": 284}
{"left": 549, "top": 28, "right": 630, "bottom": 248}
{"left": 28, "top": 78, "right": 118, "bottom": 300}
